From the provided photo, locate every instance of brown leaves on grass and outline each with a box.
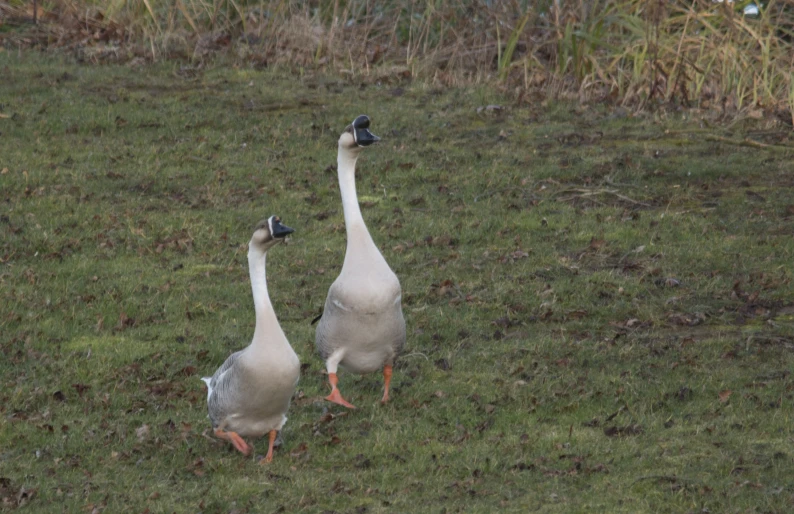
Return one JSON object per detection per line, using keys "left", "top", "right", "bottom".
{"left": 153, "top": 229, "right": 194, "bottom": 254}
{"left": 588, "top": 237, "right": 606, "bottom": 251}
{"left": 290, "top": 442, "right": 309, "bottom": 459}
{"left": 177, "top": 365, "right": 197, "bottom": 377}
{"left": 186, "top": 457, "right": 205, "bottom": 477}
{"left": 431, "top": 279, "right": 458, "bottom": 298}
{"left": 114, "top": 312, "right": 135, "bottom": 331}
{"left": 718, "top": 390, "right": 732, "bottom": 403}
{"left": 1, "top": 478, "right": 35, "bottom": 509}
{"left": 311, "top": 411, "right": 348, "bottom": 445}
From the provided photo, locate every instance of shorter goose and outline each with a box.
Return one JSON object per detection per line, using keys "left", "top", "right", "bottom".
{"left": 315, "top": 115, "right": 406, "bottom": 408}
{"left": 202, "top": 216, "right": 299, "bottom": 463}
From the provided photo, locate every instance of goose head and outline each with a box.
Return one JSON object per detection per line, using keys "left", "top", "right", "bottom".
{"left": 338, "top": 115, "right": 380, "bottom": 152}
{"left": 249, "top": 215, "right": 295, "bottom": 254}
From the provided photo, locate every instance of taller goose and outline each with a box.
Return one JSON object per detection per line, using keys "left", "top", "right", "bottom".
{"left": 316, "top": 115, "right": 406, "bottom": 409}
{"left": 202, "top": 216, "right": 300, "bottom": 463}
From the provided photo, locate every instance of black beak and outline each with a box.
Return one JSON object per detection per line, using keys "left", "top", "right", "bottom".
{"left": 352, "top": 114, "right": 380, "bottom": 147}
{"left": 271, "top": 219, "right": 295, "bottom": 239}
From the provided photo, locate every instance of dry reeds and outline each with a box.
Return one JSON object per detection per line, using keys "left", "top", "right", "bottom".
{"left": 1, "top": 0, "right": 792, "bottom": 118}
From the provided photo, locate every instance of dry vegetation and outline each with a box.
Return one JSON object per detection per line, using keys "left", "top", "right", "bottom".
{"left": 2, "top": 0, "right": 794, "bottom": 120}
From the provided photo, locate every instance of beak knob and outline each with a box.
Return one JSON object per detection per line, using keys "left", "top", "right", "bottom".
{"left": 352, "top": 115, "right": 380, "bottom": 147}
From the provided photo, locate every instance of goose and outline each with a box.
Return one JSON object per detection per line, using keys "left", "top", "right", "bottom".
{"left": 202, "top": 215, "right": 300, "bottom": 463}
{"left": 315, "top": 115, "right": 406, "bottom": 409}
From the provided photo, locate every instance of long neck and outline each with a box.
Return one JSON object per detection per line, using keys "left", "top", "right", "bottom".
{"left": 338, "top": 147, "right": 366, "bottom": 230}
{"left": 338, "top": 146, "right": 378, "bottom": 256}
{"left": 248, "top": 250, "right": 279, "bottom": 345}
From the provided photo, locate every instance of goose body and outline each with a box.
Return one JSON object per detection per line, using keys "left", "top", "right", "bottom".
{"left": 316, "top": 115, "right": 406, "bottom": 408}
{"left": 202, "top": 216, "right": 299, "bottom": 462}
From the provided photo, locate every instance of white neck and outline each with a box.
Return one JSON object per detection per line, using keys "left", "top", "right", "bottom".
{"left": 338, "top": 145, "right": 378, "bottom": 251}
{"left": 337, "top": 147, "right": 365, "bottom": 229}
{"left": 248, "top": 249, "right": 279, "bottom": 345}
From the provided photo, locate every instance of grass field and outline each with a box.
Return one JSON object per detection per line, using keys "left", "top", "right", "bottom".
{"left": 1, "top": 51, "right": 793, "bottom": 512}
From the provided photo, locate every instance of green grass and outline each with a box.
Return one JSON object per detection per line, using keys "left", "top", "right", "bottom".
{"left": 1, "top": 51, "right": 793, "bottom": 513}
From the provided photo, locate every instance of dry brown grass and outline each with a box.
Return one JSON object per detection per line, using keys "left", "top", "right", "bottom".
{"left": 1, "top": 0, "right": 793, "bottom": 119}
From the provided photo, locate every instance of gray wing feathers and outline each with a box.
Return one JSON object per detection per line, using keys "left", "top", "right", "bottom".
{"left": 205, "top": 350, "right": 242, "bottom": 428}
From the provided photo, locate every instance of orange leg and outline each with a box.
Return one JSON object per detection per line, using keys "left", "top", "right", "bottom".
{"left": 259, "top": 430, "right": 277, "bottom": 464}
{"left": 325, "top": 372, "right": 356, "bottom": 409}
{"left": 381, "top": 365, "right": 393, "bottom": 405}
{"left": 214, "top": 428, "right": 252, "bottom": 456}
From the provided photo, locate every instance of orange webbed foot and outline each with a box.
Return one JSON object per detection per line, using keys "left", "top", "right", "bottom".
{"left": 214, "top": 428, "right": 252, "bottom": 456}
{"left": 325, "top": 372, "right": 356, "bottom": 409}
{"left": 325, "top": 388, "right": 357, "bottom": 409}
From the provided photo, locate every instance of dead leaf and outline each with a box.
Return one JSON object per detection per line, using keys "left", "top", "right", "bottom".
{"left": 115, "top": 312, "right": 135, "bottom": 331}
{"left": 188, "top": 457, "right": 205, "bottom": 476}
{"left": 588, "top": 238, "right": 606, "bottom": 250}
{"left": 719, "top": 390, "right": 732, "bottom": 403}
{"left": 178, "top": 366, "right": 197, "bottom": 376}
{"left": 290, "top": 442, "right": 308, "bottom": 458}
